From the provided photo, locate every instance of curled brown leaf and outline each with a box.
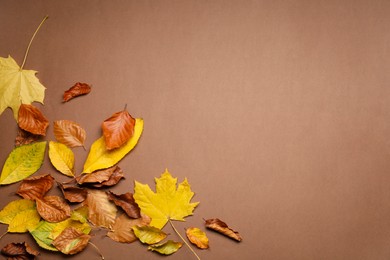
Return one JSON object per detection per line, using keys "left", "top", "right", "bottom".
{"left": 63, "top": 82, "right": 91, "bottom": 102}
{"left": 107, "top": 191, "right": 141, "bottom": 219}
{"left": 16, "top": 174, "right": 54, "bottom": 200}
{"left": 58, "top": 183, "right": 87, "bottom": 203}
{"left": 204, "top": 218, "right": 242, "bottom": 242}
{"left": 18, "top": 104, "right": 49, "bottom": 136}
{"left": 76, "top": 165, "right": 123, "bottom": 187}
{"left": 1, "top": 242, "right": 39, "bottom": 259}
{"left": 102, "top": 108, "right": 135, "bottom": 150}
{"left": 52, "top": 227, "right": 91, "bottom": 255}
{"left": 36, "top": 196, "right": 71, "bottom": 222}
{"left": 15, "top": 127, "right": 41, "bottom": 146}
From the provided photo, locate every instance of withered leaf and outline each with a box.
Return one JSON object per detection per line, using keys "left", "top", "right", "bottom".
{"left": 1, "top": 242, "right": 39, "bottom": 259}
{"left": 107, "top": 213, "right": 151, "bottom": 243}
{"left": 186, "top": 227, "right": 209, "bottom": 249}
{"left": 52, "top": 227, "right": 91, "bottom": 255}
{"left": 107, "top": 191, "right": 141, "bottom": 219}
{"left": 204, "top": 218, "right": 242, "bottom": 242}
{"left": 63, "top": 82, "right": 91, "bottom": 102}
{"left": 58, "top": 183, "right": 87, "bottom": 203}
{"left": 18, "top": 104, "right": 49, "bottom": 136}
{"left": 102, "top": 108, "right": 135, "bottom": 150}
{"left": 90, "top": 167, "right": 125, "bottom": 188}
{"left": 36, "top": 196, "right": 71, "bottom": 223}
{"left": 84, "top": 189, "right": 117, "bottom": 228}
{"left": 53, "top": 120, "right": 86, "bottom": 148}
{"left": 16, "top": 174, "right": 54, "bottom": 200}
{"left": 76, "top": 165, "right": 123, "bottom": 186}
{"left": 148, "top": 240, "right": 182, "bottom": 255}
{"left": 15, "top": 127, "right": 40, "bottom": 146}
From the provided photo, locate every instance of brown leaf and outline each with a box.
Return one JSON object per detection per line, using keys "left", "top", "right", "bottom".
{"left": 101, "top": 108, "right": 135, "bottom": 150}
{"left": 52, "top": 227, "right": 91, "bottom": 255}
{"left": 76, "top": 165, "right": 123, "bottom": 186}
{"left": 1, "top": 242, "right": 39, "bottom": 259}
{"left": 58, "top": 183, "right": 87, "bottom": 203}
{"left": 18, "top": 104, "right": 49, "bottom": 136}
{"left": 16, "top": 174, "right": 54, "bottom": 200}
{"left": 90, "top": 167, "right": 125, "bottom": 188}
{"left": 204, "top": 218, "right": 242, "bottom": 242}
{"left": 107, "top": 213, "right": 151, "bottom": 243}
{"left": 53, "top": 120, "right": 86, "bottom": 148}
{"left": 107, "top": 191, "right": 141, "bottom": 219}
{"left": 84, "top": 189, "right": 117, "bottom": 228}
{"left": 36, "top": 196, "right": 71, "bottom": 222}
{"left": 63, "top": 82, "right": 91, "bottom": 102}
{"left": 15, "top": 127, "right": 41, "bottom": 146}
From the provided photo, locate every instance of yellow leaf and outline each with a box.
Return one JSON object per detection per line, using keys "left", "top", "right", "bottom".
{"left": 0, "top": 199, "right": 36, "bottom": 225}
{"left": 186, "top": 227, "right": 209, "bottom": 249}
{"left": 83, "top": 118, "right": 143, "bottom": 173}
{"left": 148, "top": 240, "right": 182, "bottom": 255}
{"left": 48, "top": 141, "right": 74, "bottom": 177}
{"left": 0, "top": 56, "right": 45, "bottom": 120}
{"left": 132, "top": 225, "right": 167, "bottom": 244}
{"left": 8, "top": 208, "right": 40, "bottom": 233}
{"left": 133, "top": 169, "right": 199, "bottom": 229}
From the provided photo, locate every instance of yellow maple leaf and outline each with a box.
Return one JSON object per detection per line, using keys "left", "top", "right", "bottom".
{"left": 133, "top": 169, "right": 199, "bottom": 229}
{"left": 0, "top": 56, "right": 45, "bottom": 119}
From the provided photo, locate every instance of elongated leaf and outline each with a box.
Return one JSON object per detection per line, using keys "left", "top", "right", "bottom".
{"left": 36, "top": 196, "right": 71, "bottom": 222}
{"left": 84, "top": 189, "right": 117, "bottom": 228}
{"left": 148, "top": 240, "right": 182, "bottom": 255}
{"left": 52, "top": 227, "right": 90, "bottom": 255}
{"left": 204, "top": 218, "right": 242, "bottom": 242}
{"left": 102, "top": 109, "right": 135, "bottom": 150}
{"left": 83, "top": 118, "right": 143, "bottom": 173}
{"left": 107, "top": 213, "right": 151, "bottom": 243}
{"left": 17, "top": 174, "right": 54, "bottom": 200}
{"left": 18, "top": 104, "right": 49, "bottom": 135}
{"left": 132, "top": 225, "right": 167, "bottom": 244}
{"left": 186, "top": 227, "right": 209, "bottom": 249}
{"left": 0, "top": 141, "right": 46, "bottom": 185}
{"left": 48, "top": 141, "right": 74, "bottom": 177}
{"left": 53, "top": 120, "right": 86, "bottom": 148}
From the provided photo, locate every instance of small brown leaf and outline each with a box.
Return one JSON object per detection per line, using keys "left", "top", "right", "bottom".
{"left": 58, "top": 183, "right": 87, "bottom": 203}
{"left": 107, "top": 213, "right": 151, "bottom": 243}
{"left": 15, "top": 127, "right": 41, "bottom": 146}
{"left": 102, "top": 108, "right": 135, "bottom": 150}
{"left": 36, "top": 196, "right": 71, "bottom": 222}
{"left": 186, "top": 227, "right": 209, "bottom": 249}
{"left": 53, "top": 120, "right": 86, "bottom": 148}
{"left": 1, "top": 242, "right": 39, "bottom": 259}
{"left": 91, "top": 167, "right": 125, "bottom": 188}
{"left": 107, "top": 191, "right": 141, "bottom": 219}
{"left": 76, "top": 165, "right": 123, "bottom": 186}
{"left": 52, "top": 227, "right": 91, "bottom": 255}
{"left": 204, "top": 218, "right": 242, "bottom": 242}
{"left": 18, "top": 104, "right": 49, "bottom": 136}
{"left": 63, "top": 82, "right": 91, "bottom": 102}
{"left": 16, "top": 174, "right": 54, "bottom": 200}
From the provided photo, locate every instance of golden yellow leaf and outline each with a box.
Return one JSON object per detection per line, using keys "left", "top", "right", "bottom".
{"left": 132, "top": 225, "right": 167, "bottom": 244}
{"left": 48, "top": 141, "right": 74, "bottom": 177}
{"left": 133, "top": 169, "right": 199, "bottom": 229}
{"left": 83, "top": 118, "right": 143, "bottom": 173}
{"left": 0, "top": 199, "right": 40, "bottom": 233}
{"left": 186, "top": 227, "right": 209, "bottom": 249}
{"left": 148, "top": 240, "right": 182, "bottom": 255}
{"left": 0, "top": 199, "right": 35, "bottom": 224}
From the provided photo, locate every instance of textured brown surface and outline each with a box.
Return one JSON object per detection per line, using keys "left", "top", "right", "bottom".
{"left": 1, "top": 1, "right": 390, "bottom": 259}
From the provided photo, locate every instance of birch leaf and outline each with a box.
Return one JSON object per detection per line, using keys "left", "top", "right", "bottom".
{"left": 132, "top": 225, "right": 167, "bottom": 244}
{"left": 0, "top": 56, "right": 45, "bottom": 120}
{"left": 186, "top": 227, "right": 209, "bottom": 249}
{"left": 48, "top": 141, "right": 74, "bottom": 177}
{"left": 148, "top": 240, "right": 182, "bottom": 255}
{"left": 133, "top": 169, "right": 199, "bottom": 229}
{"left": 83, "top": 118, "right": 143, "bottom": 173}
{"left": 102, "top": 108, "right": 135, "bottom": 150}
{"left": 18, "top": 104, "right": 49, "bottom": 136}
{"left": 53, "top": 120, "right": 86, "bottom": 148}
{"left": 0, "top": 141, "right": 46, "bottom": 185}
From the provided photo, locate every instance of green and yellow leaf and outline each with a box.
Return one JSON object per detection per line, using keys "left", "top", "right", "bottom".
{"left": 148, "top": 240, "right": 182, "bottom": 255}
{"left": 132, "top": 225, "right": 167, "bottom": 244}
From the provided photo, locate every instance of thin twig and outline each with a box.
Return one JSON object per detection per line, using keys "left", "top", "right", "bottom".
{"left": 88, "top": 242, "right": 105, "bottom": 260}
{"left": 169, "top": 219, "right": 200, "bottom": 260}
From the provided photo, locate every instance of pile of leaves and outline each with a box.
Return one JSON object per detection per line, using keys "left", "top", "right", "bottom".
{"left": 0, "top": 16, "right": 242, "bottom": 259}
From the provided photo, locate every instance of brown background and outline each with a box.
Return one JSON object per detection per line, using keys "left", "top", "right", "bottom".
{"left": 1, "top": 0, "right": 390, "bottom": 259}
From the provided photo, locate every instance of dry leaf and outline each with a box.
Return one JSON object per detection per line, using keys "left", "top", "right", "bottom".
{"left": 53, "top": 120, "right": 86, "bottom": 148}
{"left": 18, "top": 104, "right": 49, "bottom": 136}
{"left": 186, "top": 227, "right": 209, "bottom": 249}
{"left": 107, "top": 191, "right": 141, "bottom": 219}
{"left": 52, "top": 227, "right": 91, "bottom": 255}
{"left": 15, "top": 127, "right": 41, "bottom": 146}
{"left": 204, "top": 218, "right": 242, "bottom": 242}
{"left": 132, "top": 225, "right": 167, "bottom": 244}
{"left": 76, "top": 165, "right": 122, "bottom": 186}
{"left": 102, "top": 108, "right": 135, "bottom": 150}
{"left": 107, "top": 213, "right": 151, "bottom": 243}
{"left": 91, "top": 167, "right": 124, "bottom": 188}
{"left": 16, "top": 174, "right": 54, "bottom": 200}
{"left": 36, "top": 196, "right": 71, "bottom": 223}
{"left": 1, "top": 242, "right": 39, "bottom": 259}
{"left": 148, "top": 240, "right": 182, "bottom": 255}
{"left": 84, "top": 189, "right": 117, "bottom": 228}
{"left": 63, "top": 82, "right": 91, "bottom": 102}
{"left": 58, "top": 183, "right": 87, "bottom": 203}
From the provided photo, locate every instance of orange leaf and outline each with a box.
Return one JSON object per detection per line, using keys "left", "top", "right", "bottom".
{"left": 107, "top": 213, "right": 151, "bottom": 243}
{"left": 63, "top": 82, "right": 91, "bottom": 102}
{"left": 18, "top": 104, "right": 49, "bottom": 136}
{"left": 53, "top": 120, "right": 86, "bottom": 148}
{"left": 101, "top": 108, "right": 135, "bottom": 150}
{"left": 107, "top": 191, "right": 141, "bottom": 219}
{"left": 185, "top": 227, "right": 209, "bottom": 249}
{"left": 204, "top": 218, "right": 242, "bottom": 242}
{"left": 16, "top": 174, "right": 54, "bottom": 200}
{"left": 52, "top": 227, "right": 91, "bottom": 255}
{"left": 36, "top": 196, "right": 71, "bottom": 222}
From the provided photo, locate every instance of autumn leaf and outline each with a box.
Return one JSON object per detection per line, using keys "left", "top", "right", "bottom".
{"left": 107, "top": 213, "right": 151, "bottom": 243}
{"left": 90, "top": 166, "right": 125, "bottom": 188}
{"left": 133, "top": 169, "right": 199, "bottom": 229}
{"left": 186, "top": 227, "right": 209, "bottom": 249}
{"left": 204, "top": 218, "right": 242, "bottom": 242}
{"left": 36, "top": 196, "right": 71, "bottom": 223}
{"left": 0, "top": 199, "right": 40, "bottom": 233}
{"left": 102, "top": 108, "right": 136, "bottom": 150}
{"left": 53, "top": 120, "right": 86, "bottom": 148}
{"left": 76, "top": 165, "right": 121, "bottom": 185}
{"left": 16, "top": 174, "right": 54, "bottom": 200}
{"left": 107, "top": 191, "right": 141, "bottom": 219}
{"left": 48, "top": 141, "right": 75, "bottom": 177}
{"left": 52, "top": 227, "right": 91, "bottom": 255}
{"left": 84, "top": 189, "right": 117, "bottom": 228}
{"left": 132, "top": 225, "right": 167, "bottom": 244}
{"left": 18, "top": 104, "right": 49, "bottom": 136}
{"left": 83, "top": 118, "right": 143, "bottom": 173}
{"left": 63, "top": 82, "right": 91, "bottom": 102}
{"left": 15, "top": 127, "right": 41, "bottom": 146}
{"left": 0, "top": 141, "right": 46, "bottom": 185}
{"left": 148, "top": 240, "right": 182, "bottom": 255}
{"left": 0, "top": 56, "right": 46, "bottom": 120}
{"left": 58, "top": 183, "right": 87, "bottom": 203}
{"left": 1, "top": 242, "right": 39, "bottom": 259}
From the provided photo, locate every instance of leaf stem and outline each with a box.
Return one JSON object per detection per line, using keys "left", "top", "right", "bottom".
{"left": 88, "top": 242, "right": 105, "bottom": 260}
{"left": 20, "top": 15, "right": 49, "bottom": 70}
{"left": 169, "top": 219, "right": 200, "bottom": 260}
